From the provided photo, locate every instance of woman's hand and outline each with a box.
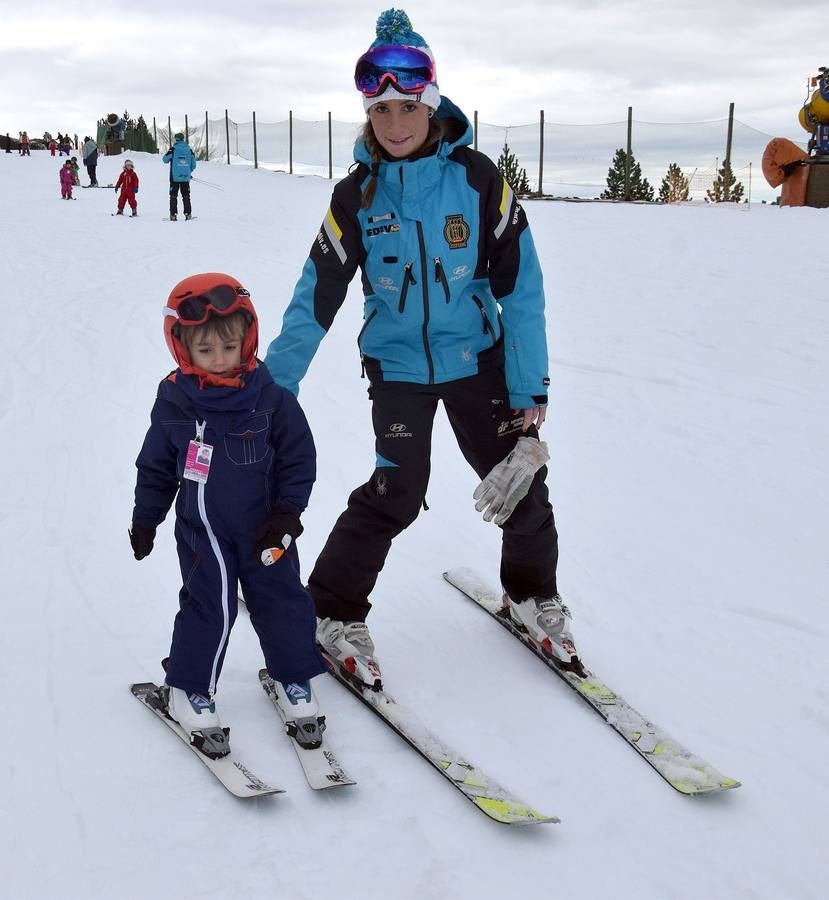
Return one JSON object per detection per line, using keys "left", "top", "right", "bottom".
{"left": 518, "top": 405, "right": 547, "bottom": 432}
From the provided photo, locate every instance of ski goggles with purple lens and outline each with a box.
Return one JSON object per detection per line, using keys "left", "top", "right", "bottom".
{"left": 354, "top": 44, "right": 435, "bottom": 97}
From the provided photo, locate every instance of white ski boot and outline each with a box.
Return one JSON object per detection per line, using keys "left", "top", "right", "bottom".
{"left": 165, "top": 686, "right": 230, "bottom": 759}
{"left": 273, "top": 679, "right": 326, "bottom": 750}
{"left": 505, "top": 594, "right": 585, "bottom": 676}
{"left": 317, "top": 618, "right": 382, "bottom": 690}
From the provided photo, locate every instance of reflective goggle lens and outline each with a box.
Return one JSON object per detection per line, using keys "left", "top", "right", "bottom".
{"left": 175, "top": 285, "right": 250, "bottom": 324}
{"left": 354, "top": 45, "right": 435, "bottom": 97}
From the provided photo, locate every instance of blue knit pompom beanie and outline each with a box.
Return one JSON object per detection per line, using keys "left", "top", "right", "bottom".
{"left": 360, "top": 9, "right": 441, "bottom": 112}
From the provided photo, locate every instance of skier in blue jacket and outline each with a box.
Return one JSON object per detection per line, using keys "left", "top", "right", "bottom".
{"left": 264, "top": 10, "right": 581, "bottom": 689}
{"left": 131, "top": 272, "right": 326, "bottom": 755}
{"left": 162, "top": 132, "right": 196, "bottom": 220}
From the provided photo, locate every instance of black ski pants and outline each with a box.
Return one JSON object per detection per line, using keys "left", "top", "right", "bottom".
{"left": 169, "top": 179, "right": 192, "bottom": 215}
{"left": 309, "top": 360, "right": 558, "bottom": 622}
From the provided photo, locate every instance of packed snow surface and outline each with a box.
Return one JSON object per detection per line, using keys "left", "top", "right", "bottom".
{"left": 1, "top": 150, "right": 827, "bottom": 900}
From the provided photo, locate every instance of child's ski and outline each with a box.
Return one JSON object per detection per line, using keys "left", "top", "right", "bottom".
{"left": 258, "top": 670, "right": 355, "bottom": 790}
{"left": 130, "top": 682, "right": 284, "bottom": 799}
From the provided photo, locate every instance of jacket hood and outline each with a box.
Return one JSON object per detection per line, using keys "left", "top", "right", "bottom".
{"left": 353, "top": 94, "right": 473, "bottom": 168}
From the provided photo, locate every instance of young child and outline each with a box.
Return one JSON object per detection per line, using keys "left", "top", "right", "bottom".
{"left": 114, "top": 159, "right": 139, "bottom": 216}
{"left": 59, "top": 160, "right": 74, "bottom": 199}
{"left": 130, "top": 273, "right": 326, "bottom": 756}
{"left": 69, "top": 156, "right": 80, "bottom": 186}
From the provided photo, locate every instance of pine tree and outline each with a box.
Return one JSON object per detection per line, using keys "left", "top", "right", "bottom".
{"left": 601, "top": 148, "right": 654, "bottom": 201}
{"left": 496, "top": 143, "right": 532, "bottom": 194}
{"left": 706, "top": 160, "right": 745, "bottom": 203}
{"left": 118, "top": 112, "right": 158, "bottom": 153}
{"left": 658, "top": 163, "right": 690, "bottom": 203}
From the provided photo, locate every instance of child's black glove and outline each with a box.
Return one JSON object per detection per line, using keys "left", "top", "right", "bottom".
{"left": 253, "top": 511, "right": 303, "bottom": 565}
{"left": 129, "top": 525, "right": 156, "bottom": 560}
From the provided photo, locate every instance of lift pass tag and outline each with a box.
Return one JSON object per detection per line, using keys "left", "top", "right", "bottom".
{"left": 183, "top": 440, "right": 213, "bottom": 483}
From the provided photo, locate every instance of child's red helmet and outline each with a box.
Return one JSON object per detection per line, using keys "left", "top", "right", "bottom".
{"left": 164, "top": 273, "right": 259, "bottom": 376}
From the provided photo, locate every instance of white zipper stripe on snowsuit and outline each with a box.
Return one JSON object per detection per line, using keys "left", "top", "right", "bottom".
{"left": 194, "top": 420, "right": 230, "bottom": 697}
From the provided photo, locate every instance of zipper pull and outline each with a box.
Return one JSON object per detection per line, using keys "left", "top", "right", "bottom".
{"left": 404, "top": 261, "right": 417, "bottom": 285}
{"left": 435, "top": 257, "right": 450, "bottom": 302}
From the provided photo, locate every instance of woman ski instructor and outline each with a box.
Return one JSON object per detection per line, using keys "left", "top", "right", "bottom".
{"left": 264, "top": 9, "right": 579, "bottom": 687}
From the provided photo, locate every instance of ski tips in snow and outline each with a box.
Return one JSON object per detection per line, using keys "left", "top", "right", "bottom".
{"left": 442, "top": 568, "right": 741, "bottom": 797}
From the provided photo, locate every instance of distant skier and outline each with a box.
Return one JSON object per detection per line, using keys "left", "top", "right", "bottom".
{"left": 163, "top": 131, "right": 196, "bottom": 220}
{"left": 129, "top": 273, "right": 326, "bottom": 752}
{"left": 81, "top": 136, "right": 99, "bottom": 186}
{"left": 19, "top": 131, "right": 30, "bottom": 156}
{"left": 59, "top": 160, "right": 74, "bottom": 199}
{"left": 114, "top": 159, "right": 139, "bottom": 216}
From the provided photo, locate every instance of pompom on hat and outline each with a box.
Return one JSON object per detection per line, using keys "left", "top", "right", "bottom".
{"left": 358, "top": 9, "right": 441, "bottom": 112}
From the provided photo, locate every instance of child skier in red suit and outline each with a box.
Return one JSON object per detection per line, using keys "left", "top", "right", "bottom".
{"left": 115, "top": 159, "right": 139, "bottom": 216}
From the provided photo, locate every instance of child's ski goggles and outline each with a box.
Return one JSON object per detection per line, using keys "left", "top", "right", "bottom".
{"left": 354, "top": 44, "right": 435, "bottom": 97}
{"left": 168, "top": 284, "right": 251, "bottom": 325}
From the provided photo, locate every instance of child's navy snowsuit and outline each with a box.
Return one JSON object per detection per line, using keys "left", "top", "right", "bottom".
{"left": 132, "top": 363, "right": 325, "bottom": 696}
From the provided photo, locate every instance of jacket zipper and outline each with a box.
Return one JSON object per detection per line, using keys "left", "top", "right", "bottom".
{"left": 434, "top": 257, "right": 450, "bottom": 302}
{"left": 471, "top": 294, "right": 496, "bottom": 343}
{"left": 398, "top": 262, "right": 417, "bottom": 313}
{"left": 357, "top": 308, "right": 378, "bottom": 378}
{"left": 416, "top": 221, "right": 434, "bottom": 383}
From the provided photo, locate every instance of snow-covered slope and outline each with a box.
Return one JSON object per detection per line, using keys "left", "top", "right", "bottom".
{"left": 1, "top": 149, "right": 827, "bottom": 900}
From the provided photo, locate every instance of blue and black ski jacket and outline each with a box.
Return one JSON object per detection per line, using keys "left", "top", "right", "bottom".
{"left": 265, "top": 97, "right": 550, "bottom": 410}
{"left": 162, "top": 140, "right": 197, "bottom": 183}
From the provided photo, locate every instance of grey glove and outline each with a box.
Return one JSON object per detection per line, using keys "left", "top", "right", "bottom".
{"left": 473, "top": 435, "right": 550, "bottom": 525}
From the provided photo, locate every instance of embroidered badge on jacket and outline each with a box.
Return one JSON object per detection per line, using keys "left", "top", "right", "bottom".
{"left": 444, "top": 214, "right": 470, "bottom": 249}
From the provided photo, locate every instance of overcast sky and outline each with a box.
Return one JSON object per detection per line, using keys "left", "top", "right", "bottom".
{"left": 2, "top": 0, "right": 822, "bottom": 139}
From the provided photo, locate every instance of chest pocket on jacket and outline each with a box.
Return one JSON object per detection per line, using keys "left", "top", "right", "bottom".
{"left": 223, "top": 414, "right": 271, "bottom": 466}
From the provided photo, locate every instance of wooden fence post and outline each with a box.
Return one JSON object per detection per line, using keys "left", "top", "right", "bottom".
{"left": 725, "top": 101, "right": 735, "bottom": 168}
{"left": 538, "top": 109, "right": 544, "bottom": 197}
{"left": 253, "top": 111, "right": 258, "bottom": 169}
{"left": 625, "top": 106, "right": 632, "bottom": 201}
{"left": 225, "top": 110, "right": 231, "bottom": 164}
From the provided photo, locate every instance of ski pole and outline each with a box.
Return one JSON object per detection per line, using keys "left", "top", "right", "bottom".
{"left": 191, "top": 176, "right": 224, "bottom": 191}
